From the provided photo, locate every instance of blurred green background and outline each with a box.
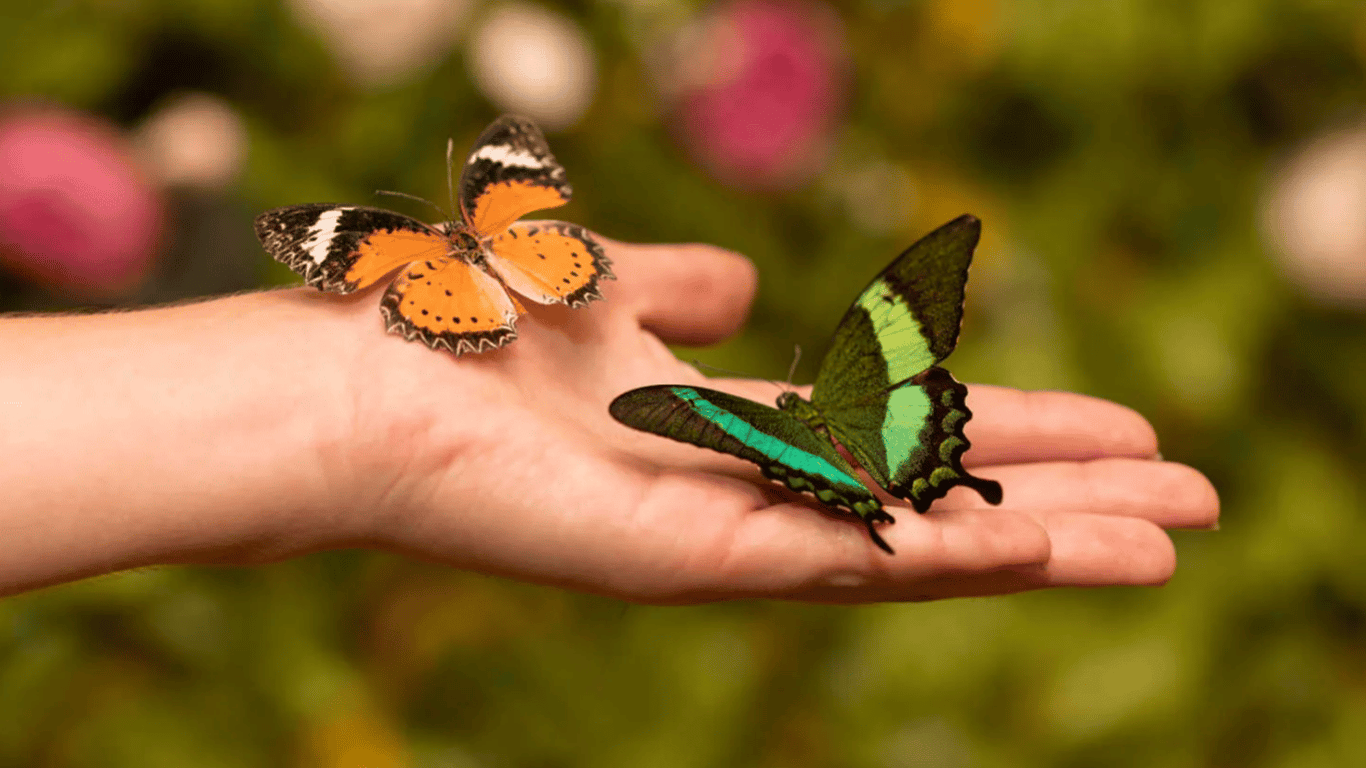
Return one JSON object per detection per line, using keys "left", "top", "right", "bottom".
{"left": 3, "top": 0, "right": 1366, "bottom": 765}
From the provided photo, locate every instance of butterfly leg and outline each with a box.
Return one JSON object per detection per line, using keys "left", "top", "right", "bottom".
{"left": 863, "top": 512, "right": 896, "bottom": 555}
{"left": 857, "top": 506, "right": 896, "bottom": 555}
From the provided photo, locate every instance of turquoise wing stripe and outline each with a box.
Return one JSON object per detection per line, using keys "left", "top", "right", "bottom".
{"left": 671, "top": 388, "right": 863, "bottom": 491}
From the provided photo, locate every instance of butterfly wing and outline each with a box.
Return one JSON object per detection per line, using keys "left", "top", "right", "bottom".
{"left": 610, "top": 385, "right": 896, "bottom": 553}
{"left": 810, "top": 215, "right": 1002, "bottom": 511}
{"left": 379, "top": 259, "right": 520, "bottom": 354}
{"left": 484, "top": 221, "right": 613, "bottom": 307}
{"left": 459, "top": 115, "right": 572, "bottom": 237}
{"left": 254, "top": 204, "right": 447, "bottom": 293}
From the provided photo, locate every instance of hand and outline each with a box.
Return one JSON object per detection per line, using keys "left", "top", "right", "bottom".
{"left": 331, "top": 234, "right": 1220, "bottom": 603}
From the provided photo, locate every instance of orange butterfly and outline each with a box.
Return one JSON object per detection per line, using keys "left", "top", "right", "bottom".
{"left": 254, "top": 115, "right": 612, "bottom": 354}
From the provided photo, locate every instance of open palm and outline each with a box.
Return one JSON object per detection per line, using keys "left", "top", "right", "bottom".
{"left": 329, "top": 233, "right": 1218, "bottom": 604}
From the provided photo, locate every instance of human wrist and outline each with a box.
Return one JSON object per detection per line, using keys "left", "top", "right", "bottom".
{"left": 0, "top": 289, "right": 380, "bottom": 591}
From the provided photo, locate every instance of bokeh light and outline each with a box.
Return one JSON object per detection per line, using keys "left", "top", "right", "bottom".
{"left": 0, "top": 105, "right": 162, "bottom": 296}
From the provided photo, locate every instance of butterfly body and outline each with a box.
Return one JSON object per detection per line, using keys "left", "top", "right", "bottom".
{"left": 610, "top": 215, "right": 1003, "bottom": 554}
{"left": 254, "top": 115, "right": 612, "bottom": 354}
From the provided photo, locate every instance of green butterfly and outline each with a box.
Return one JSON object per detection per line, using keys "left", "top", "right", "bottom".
{"left": 609, "top": 215, "right": 1002, "bottom": 554}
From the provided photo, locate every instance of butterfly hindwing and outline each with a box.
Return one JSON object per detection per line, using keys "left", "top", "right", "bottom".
{"left": 254, "top": 204, "right": 447, "bottom": 294}
{"left": 485, "top": 221, "right": 613, "bottom": 307}
{"left": 820, "top": 367, "right": 1002, "bottom": 513}
{"left": 379, "top": 258, "right": 520, "bottom": 354}
{"left": 610, "top": 385, "right": 895, "bottom": 552}
{"left": 460, "top": 115, "right": 572, "bottom": 237}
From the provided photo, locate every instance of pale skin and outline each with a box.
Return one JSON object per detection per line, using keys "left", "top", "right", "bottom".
{"left": 0, "top": 234, "right": 1219, "bottom": 601}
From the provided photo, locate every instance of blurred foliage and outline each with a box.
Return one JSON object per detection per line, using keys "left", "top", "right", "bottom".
{"left": 3, "top": 0, "right": 1366, "bottom": 766}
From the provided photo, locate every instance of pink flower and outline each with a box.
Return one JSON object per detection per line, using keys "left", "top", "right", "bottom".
{"left": 0, "top": 105, "right": 163, "bottom": 296}
{"left": 662, "top": 0, "right": 849, "bottom": 190}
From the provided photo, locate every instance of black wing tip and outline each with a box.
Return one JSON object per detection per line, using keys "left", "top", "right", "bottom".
{"left": 947, "top": 213, "right": 981, "bottom": 230}
{"left": 608, "top": 386, "right": 677, "bottom": 422}
{"left": 931, "top": 214, "right": 981, "bottom": 250}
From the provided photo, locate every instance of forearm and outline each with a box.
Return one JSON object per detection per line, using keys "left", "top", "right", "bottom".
{"left": 0, "top": 290, "right": 360, "bottom": 595}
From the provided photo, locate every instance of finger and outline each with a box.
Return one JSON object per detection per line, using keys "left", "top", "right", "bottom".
{"left": 685, "top": 504, "right": 1054, "bottom": 602}
{"left": 966, "top": 386, "right": 1158, "bottom": 464}
{"left": 601, "top": 238, "right": 758, "bottom": 346}
{"left": 801, "top": 512, "right": 1176, "bottom": 602}
{"left": 958, "top": 458, "right": 1219, "bottom": 530}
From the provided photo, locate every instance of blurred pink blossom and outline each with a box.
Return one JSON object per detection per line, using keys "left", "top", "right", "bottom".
{"left": 0, "top": 105, "right": 163, "bottom": 295}
{"left": 662, "top": 0, "right": 849, "bottom": 190}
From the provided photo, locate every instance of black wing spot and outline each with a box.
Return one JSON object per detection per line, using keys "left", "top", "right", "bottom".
{"left": 445, "top": 289, "right": 452, "bottom": 296}
{"left": 421, "top": 309, "right": 429, "bottom": 316}
{"left": 538, "top": 253, "right": 547, "bottom": 260}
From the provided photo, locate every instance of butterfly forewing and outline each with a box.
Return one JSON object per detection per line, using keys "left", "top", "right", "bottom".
{"left": 812, "top": 214, "right": 981, "bottom": 405}
{"left": 254, "top": 204, "right": 446, "bottom": 293}
{"left": 610, "top": 386, "right": 893, "bottom": 535}
{"left": 459, "top": 115, "right": 572, "bottom": 237}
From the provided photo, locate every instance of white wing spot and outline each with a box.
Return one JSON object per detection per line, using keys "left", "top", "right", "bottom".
{"left": 467, "top": 144, "right": 545, "bottom": 169}
{"left": 302, "top": 207, "right": 350, "bottom": 264}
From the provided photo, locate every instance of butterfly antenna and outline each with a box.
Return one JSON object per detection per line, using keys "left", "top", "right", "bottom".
{"left": 691, "top": 359, "right": 786, "bottom": 395}
{"left": 690, "top": 359, "right": 754, "bottom": 378}
{"left": 785, "top": 344, "right": 803, "bottom": 387}
{"left": 374, "top": 189, "right": 449, "bottom": 222}
{"left": 446, "top": 137, "right": 458, "bottom": 223}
